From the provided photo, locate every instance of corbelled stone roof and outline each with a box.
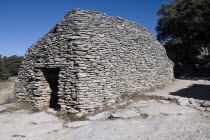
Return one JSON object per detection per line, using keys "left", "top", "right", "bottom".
{"left": 14, "top": 8, "right": 174, "bottom": 113}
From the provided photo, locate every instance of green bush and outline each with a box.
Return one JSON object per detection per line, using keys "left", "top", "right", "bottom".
{"left": 2, "top": 55, "right": 24, "bottom": 76}
{"left": 0, "top": 55, "right": 10, "bottom": 81}
{"left": 0, "top": 55, "right": 23, "bottom": 81}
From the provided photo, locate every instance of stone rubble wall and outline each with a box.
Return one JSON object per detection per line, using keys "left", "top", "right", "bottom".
{"left": 14, "top": 8, "right": 174, "bottom": 113}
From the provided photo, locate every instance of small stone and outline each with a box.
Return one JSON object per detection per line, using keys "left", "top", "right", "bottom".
{"left": 107, "top": 100, "right": 115, "bottom": 104}
{"left": 159, "top": 100, "right": 170, "bottom": 104}
{"left": 202, "top": 101, "right": 210, "bottom": 107}
{"left": 69, "top": 36, "right": 80, "bottom": 40}
{"left": 75, "top": 112, "right": 84, "bottom": 117}
{"left": 64, "top": 121, "right": 91, "bottom": 128}
{"left": 80, "top": 109, "right": 88, "bottom": 115}
{"left": 117, "top": 102, "right": 127, "bottom": 107}
{"left": 189, "top": 98, "right": 196, "bottom": 105}
{"left": 127, "top": 100, "right": 134, "bottom": 103}
{"left": 195, "top": 106, "right": 206, "bottom": 111}
{"left": 205, "top": 107, "right": 210, "bottom": 112}
{"left": 127, "top": 101, "right": 147, "bottom": 109}
{"left": 111, "top": 109, "right": 139, "bottom": 119}
{"left": 76, "top": 73, "right": 87, "bottom": 78}
{"left": 177, "top": 98, "right": 189, "bottom": 106}
{"left": 187, "top": 104, "right": 198, "bottom": 108}
{"left": 195, "top": 100, "right": 204, "bottom": 105}
{"left": 54, "top": 58, "right": 64, "bottom": 62}
{"left": 87, "top": 111, "right": 111, "bottom": 121}
{"left": 68, "top": 109, "right": 79, "bottom": 114}
{"left": 47, "top": 108, "right": 57, "bottom": 114}
{"left": 109, "top": 106, "right": 116, "bottom": 109}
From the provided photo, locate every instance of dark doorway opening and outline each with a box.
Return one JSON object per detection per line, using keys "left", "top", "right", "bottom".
{"left": 42, "top": 68, "right": 60, "bottom": 110}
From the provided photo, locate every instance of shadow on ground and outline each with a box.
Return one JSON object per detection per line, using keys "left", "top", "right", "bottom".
{"left": 170, "top": 84, "right": 210, "bottom": 100}
{"left": 177, "top": 76, "right": 210, "bottom": 81}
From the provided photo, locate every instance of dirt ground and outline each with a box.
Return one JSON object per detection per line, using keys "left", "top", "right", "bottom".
{"left": 0, "top": 77, "right": 210, "bottom": 140}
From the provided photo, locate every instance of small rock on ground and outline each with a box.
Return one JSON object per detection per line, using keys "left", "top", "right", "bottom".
{"left": 75, "top": 112, "right": 84, "bottom": 117}
{"left": 47, "top": 108, "right": 57, "bottom": 114}
{"left": 189, "top": 98, "right": 196, "bottom": 105}
{"left": 87, "top": 111, "right": 111, "bottom": 121}
{"left": 195, "top": 106, "right": 206, "bottom": 111}
{"left": 64, "top": 121, "right": 92, "bottom": 128}
{"left": 177, "top": 98, "right": 190, "bottom": 106}
{"left": 127, "top": 100, "right": 148, "bottom": 109}
{"left": 205, "top": 107, "right": 210, "bottom": 112}
{"left": 202, "top": 101, "right": 210, "bottom": 107}
{"left": 111, "top": 109, "right": 140, "bottom": 119}
{"left": 159, "top": 100, "right": 170, "bottom": 104}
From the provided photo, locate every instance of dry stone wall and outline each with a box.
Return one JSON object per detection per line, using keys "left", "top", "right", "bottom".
{"left": 14, "top": 8, "right": 174, "bottom": 113}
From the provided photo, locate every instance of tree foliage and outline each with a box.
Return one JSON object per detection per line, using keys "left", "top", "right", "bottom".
{"left": 0, "top": 55, "right": 10, "bottom": 81}
{"left": 0, "top": 55, "right": 23, "bottom": 81}
{"left": 3, "top": 55, "right": 24, "bottom": 76}
{"left": 156, "top": 0, "right": 210, "bottom": 63}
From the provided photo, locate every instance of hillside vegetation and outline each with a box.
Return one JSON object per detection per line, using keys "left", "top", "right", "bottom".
{"left": 0, "top": 55, "right": 23, "bottom": 81}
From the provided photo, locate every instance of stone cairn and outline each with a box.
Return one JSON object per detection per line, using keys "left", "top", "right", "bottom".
{"left": 14, "top": 8, "right": 174, "bottom": 114}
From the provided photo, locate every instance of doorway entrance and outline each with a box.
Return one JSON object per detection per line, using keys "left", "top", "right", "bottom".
{"left": 42, "top": 68, "right": 60, "bottom": 110}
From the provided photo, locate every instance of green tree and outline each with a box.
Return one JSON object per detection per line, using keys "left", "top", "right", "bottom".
{"left": 156, "top": 0, "right": 210, "bottom": 63}
{"left": 3, "top": 55, "right": 24, "bottom": 76}
{"left": 0, "top": 55, "right": 10, "bottom": 81}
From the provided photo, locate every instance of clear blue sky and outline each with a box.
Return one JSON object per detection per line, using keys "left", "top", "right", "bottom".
{"left": 0, "top": 0, "right": 173, "bottom": 57}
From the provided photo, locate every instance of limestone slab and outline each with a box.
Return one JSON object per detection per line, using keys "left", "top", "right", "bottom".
{"left": 30, "top": 112, "right": 59, "bottom": 124}
{"left": 111, "top": 109, "right": 140, "bottom": 119}
{"left": 138, "top": 102, "right": 196, "bottom": 116}
{"left": 13, "top": 122, "right": 63, "bottom": 137}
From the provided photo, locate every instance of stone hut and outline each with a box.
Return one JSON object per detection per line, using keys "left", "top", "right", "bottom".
{"left": 14, "top": 8, "right": 173, "bottom": 113}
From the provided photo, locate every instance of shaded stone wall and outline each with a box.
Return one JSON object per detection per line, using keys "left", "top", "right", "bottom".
{"left": 14, "top": 8, "right": 174, "bottom": 113}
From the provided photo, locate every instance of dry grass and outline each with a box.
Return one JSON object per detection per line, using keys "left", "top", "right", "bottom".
{"left": 56, "top": 111, "right": 87, "bottom": 122}
{"left": 0, "top": 77, "right": 16, "bottom": 105}
{"left": 17, "top": 101, "right": 40, "bottom": 113}
{"left": 1, "top": 100, "right": 40, "bottom": 114}
{"left": 0, "top": 77, "right": 16, "bottom": 90}
{"left": 0, "top": 77, "right": 39, "bottom": 113}
{"left": 2, "top": 97, "right": 14, "bottom": 104}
